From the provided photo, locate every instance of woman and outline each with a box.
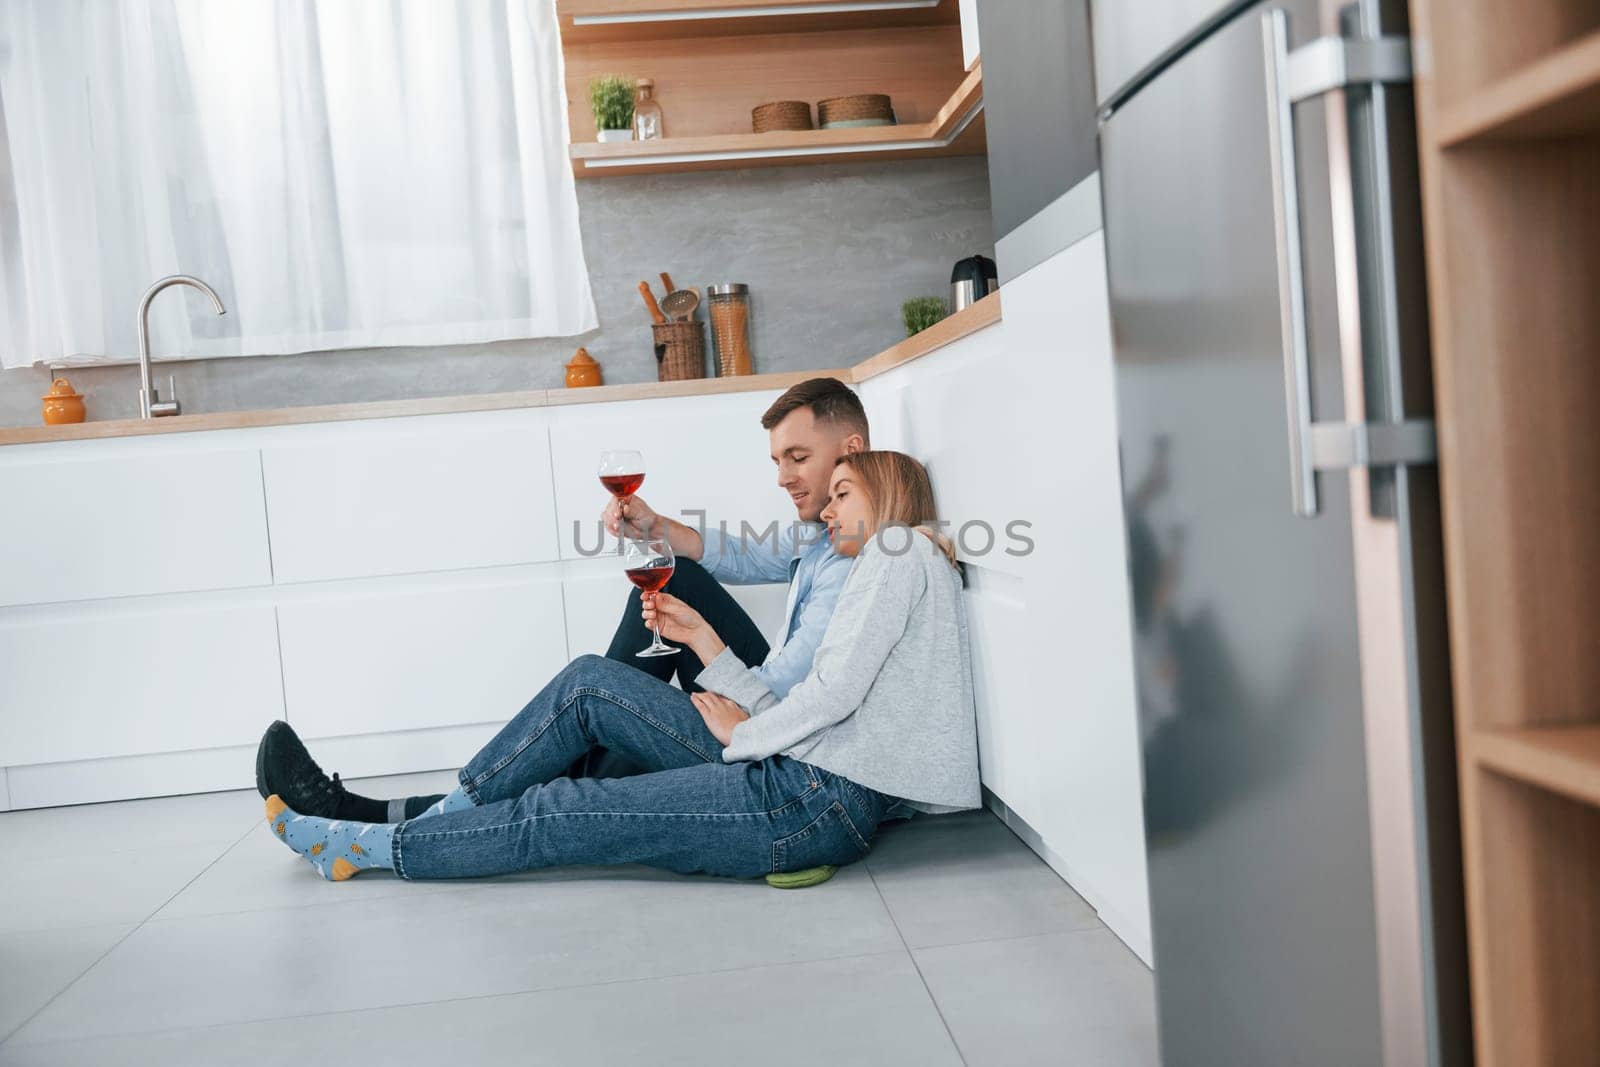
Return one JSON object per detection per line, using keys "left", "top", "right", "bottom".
{"left": 264, "top": 450, "right": 979, "bottom": 882}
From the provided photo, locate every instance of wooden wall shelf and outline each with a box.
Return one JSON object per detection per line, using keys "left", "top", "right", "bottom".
{"left": 558, "top": 0, "right": 957, "bottom": 44}
{"left": 570, "top": 64, "right": 982, "bottom": 175}
{"left": 1470, "top": 725, "right": 1600, "bottom": 809}
{"left": 1438, "top": 28, "right": 1600, "bottom": 144}
{"left": 558, "top": 0, "right": 977, "bottom": 177}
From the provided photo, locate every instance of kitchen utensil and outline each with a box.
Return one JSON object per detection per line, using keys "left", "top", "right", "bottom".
{"left": 652, "top": 320, "right": 707, "bottom": 381}
{"left": 707, "top": 284, "right": 754, "bottom": 377}
{"left": 661, "top": 287, "right": 700, "bottom": 322}
{"left": 638, "top": 281, "right": 666, "bottom": 324}
{"left": 949, "top": 253, "right": 998, "bottom": 312}
{"left": 565, "top": 347, "right": 603, "bottom": 388}
{"left": 659, "top": 272, "right": 675, "bottom": 293}
{"left": 40, "top": 378, "right": 86, "bottom": 425}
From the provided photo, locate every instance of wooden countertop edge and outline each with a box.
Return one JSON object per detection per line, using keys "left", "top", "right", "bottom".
{"left": 2, "top": 390, "right": 554, "bottom": 445}
{"left": 0, "top": 295, "right": 999, "bottom": 447}
{"left": 536, "top": 367, "right": 851, "bottom": 408}
{"left": 850, "top": 291, "right": 1000, "bottom": 384}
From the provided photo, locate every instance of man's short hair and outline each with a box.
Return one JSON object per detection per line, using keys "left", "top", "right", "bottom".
{"left": 760, "top": 377, "right": 870, "bottom": 446}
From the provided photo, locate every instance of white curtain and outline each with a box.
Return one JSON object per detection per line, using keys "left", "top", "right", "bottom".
{"left": 0, "top": 0, "right": 596, "bottom": 370}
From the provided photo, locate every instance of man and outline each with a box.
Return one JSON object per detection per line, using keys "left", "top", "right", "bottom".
{"left": 257, "top": 377, "right": 870, "bottom": 821}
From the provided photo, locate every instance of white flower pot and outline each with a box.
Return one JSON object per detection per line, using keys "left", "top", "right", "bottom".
{"left": 597, "top": 129, "right": 633, "bottom": 143}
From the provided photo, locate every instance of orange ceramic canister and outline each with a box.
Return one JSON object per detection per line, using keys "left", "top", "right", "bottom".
{"left": 565, "top": 347, "right": 603, "bottom": 387}
{"left": 40, "top": 378, "right": 87, "bottom": 425}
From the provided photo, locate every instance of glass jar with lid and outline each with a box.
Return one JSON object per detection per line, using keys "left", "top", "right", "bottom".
{"left": 632, "top": 79, "right": 664, "bottom": 141}
{"left": 707, "top": 284, "right": 753, "bottom": 377}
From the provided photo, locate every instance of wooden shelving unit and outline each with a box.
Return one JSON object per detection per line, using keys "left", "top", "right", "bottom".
{"left": 1469, "top": 726, "right": 1600, "bottom": 809}
{"left": 1437, "top": 29, "right": 1600, "bottom": 144}
{"left": 556, "top": 0, "right": 983, "bottom": 177}
{"left": 570, "top": 64, "right": 982, "bottom": 175}
{"left": 1410, "top": 0, "right": 1600, "bottom": 1062}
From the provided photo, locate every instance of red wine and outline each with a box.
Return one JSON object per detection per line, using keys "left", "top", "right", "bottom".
{"left": 625, "top": 563, "right": 674, "bottom": 593}
{"left": 601, "top": 472, "right": 644, "bottom": 497}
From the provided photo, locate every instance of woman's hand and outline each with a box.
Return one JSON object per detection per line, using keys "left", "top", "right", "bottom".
{"left": 641, "top": 592, "right": 727, "bottom": 665}
{"left": 691, "top": 691, "right": 750, "bottom": 746}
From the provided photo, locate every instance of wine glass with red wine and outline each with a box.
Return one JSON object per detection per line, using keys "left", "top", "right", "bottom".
{"left": 598, "top": 450, "right": 645, "bottom": 500}
{"left": 623, "top": 534, "right": 678, "bottom": 658}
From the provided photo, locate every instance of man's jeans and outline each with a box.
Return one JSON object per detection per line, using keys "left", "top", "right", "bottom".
{"left": 561, "top": 555, "right": 774, "bottom": 781}
{"left": 392, "top": 655, "right": 900, "bottom": 880}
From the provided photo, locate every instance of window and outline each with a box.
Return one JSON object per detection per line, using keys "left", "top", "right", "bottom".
{"left": 0, "top": 0, "right": 596, "bottom": 369}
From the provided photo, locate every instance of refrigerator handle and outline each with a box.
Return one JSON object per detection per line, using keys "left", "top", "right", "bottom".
{"left": 1259, "top": 11, "right": 1423, "bottom": 519}
{"left": 1261, "top": 9, "right": 1319, "bottom": 517}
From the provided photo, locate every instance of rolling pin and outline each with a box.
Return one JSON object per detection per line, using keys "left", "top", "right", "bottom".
{"left": 638, "top": 281, "right": 666, "bottom": 325}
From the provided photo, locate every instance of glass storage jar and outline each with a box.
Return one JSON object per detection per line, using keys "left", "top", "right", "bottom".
{"left": 633, "top": 79, "right": 664, "bottom": 141}
{"left": 707, "top": 284, "right": 753, "bottom": 376}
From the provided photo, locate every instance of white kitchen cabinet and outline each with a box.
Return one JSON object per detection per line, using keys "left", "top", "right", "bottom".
{"left": 861, "top": 345, "right": 1050, "bottom": 838}
{"left": 959, "top": 0, "right": 981, "bottom": 69}
{"left": 276, "top": 572, "right": 570, "bottom": 740}
{"left": 562, "top": 556, "right": 792, "bottom": 664}
{"left": 548, "top": 392, "right": 796, "bottom": 563}
{"left": 0, "top": 601, "right": 284, "bottom": 766}
{"left": 0, "top": 447, "right": 270, "bottom": 608}
{"left": 858, "top": 235, "right": 1152, "bottom": 961}
{"left": 561, "top": 560, "right": 637, "bottom": 660}
{"left": 261, "top": 412, "right": 558, "bottom": 583}
{"left": 858, "top": 338, "right": 1035, "bottom": 581}
{"left": 0, "top": 390, "right": 806, "bottom": 807}
{"left": 961, "top": 565, "right": 1039, "bottom": 815}
{"left": 1000, "top": 234, "right": 1151, "bottom": 959}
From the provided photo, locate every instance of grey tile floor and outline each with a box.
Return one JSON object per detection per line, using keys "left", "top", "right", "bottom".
{"left": 0, "top": 771, "right": 1158, "bottom": 1066}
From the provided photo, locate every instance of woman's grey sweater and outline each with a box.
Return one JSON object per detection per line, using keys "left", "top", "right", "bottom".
{"left": 697, "top": 529, "right": 981, "bottom": 813}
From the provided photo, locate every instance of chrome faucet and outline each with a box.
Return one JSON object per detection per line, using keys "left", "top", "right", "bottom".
{"left": 137, "top": 275, "right": 226, "bottom": 419}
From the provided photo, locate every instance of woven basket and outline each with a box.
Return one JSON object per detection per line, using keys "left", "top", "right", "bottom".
{"left": 817, "top": 93, "right": 894, "bottom": 127}
{"left": 652, "top": 321, "right": 706, "bottom": 382}
{"left": 752, "top": 100, "right": 813, "bottom": 133}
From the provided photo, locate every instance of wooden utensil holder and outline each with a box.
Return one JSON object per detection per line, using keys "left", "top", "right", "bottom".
{"left": 652, "top": 321, "right": 706, "bottom": 382}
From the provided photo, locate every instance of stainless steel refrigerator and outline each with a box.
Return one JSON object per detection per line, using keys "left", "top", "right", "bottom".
{"left": 1093, "top": 1, "right": 1471, "bottom": 1063}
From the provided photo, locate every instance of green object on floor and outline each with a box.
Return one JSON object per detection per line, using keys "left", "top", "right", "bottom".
{"left": 765, "top": 865, "right": 838, "bottom": 889}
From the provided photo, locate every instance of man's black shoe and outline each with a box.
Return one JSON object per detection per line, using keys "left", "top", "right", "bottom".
{"left": 254, "top": 720, "right": 386, "bottom": 822}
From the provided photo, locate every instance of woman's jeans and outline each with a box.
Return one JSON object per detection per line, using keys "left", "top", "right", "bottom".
{"left": 391, "top": 655, "right": 900, "bottom": 881}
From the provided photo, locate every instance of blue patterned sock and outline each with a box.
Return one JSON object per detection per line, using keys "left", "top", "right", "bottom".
{"left": 410, "top": 785, "right": 475, "bottom": 820}
{"left": 265, "top": 795, "right": 394, "bottom": 881}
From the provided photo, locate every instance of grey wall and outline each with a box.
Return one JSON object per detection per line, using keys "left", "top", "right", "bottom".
{"left": 0, "top": 157, "right": 993, "bottom": 428}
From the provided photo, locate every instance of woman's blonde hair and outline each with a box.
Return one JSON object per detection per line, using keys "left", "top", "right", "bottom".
{"left": 834, "top": 450, "right": 958, "bottom": 568}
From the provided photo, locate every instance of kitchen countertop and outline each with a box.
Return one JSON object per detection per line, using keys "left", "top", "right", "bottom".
{"left": 0, "top": 293, "right": 999, "bottom": 447}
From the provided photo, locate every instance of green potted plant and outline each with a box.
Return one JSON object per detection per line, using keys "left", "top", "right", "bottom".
{"left": 589, "top": 75, "right": 635, "bottom": 143}
{"left": 902, "top": 296, "right": 948, "bottom": 338}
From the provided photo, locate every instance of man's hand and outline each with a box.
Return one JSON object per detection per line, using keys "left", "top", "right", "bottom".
{"left": 602, "top": 493, "right": 664, "bottom": 541}
{"left": 691, "top": 691, "right": 750, "bottom": 747}
{"left": 641, "top": 592, "right": 727, "bottom": 666}
{"left": 601, "top": 495, "right": 705, "bottom": 561}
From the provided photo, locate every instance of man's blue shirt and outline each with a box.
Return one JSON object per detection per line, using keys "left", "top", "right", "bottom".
{"left": 698, "top": 520, "right": 852, "bottom": 700}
